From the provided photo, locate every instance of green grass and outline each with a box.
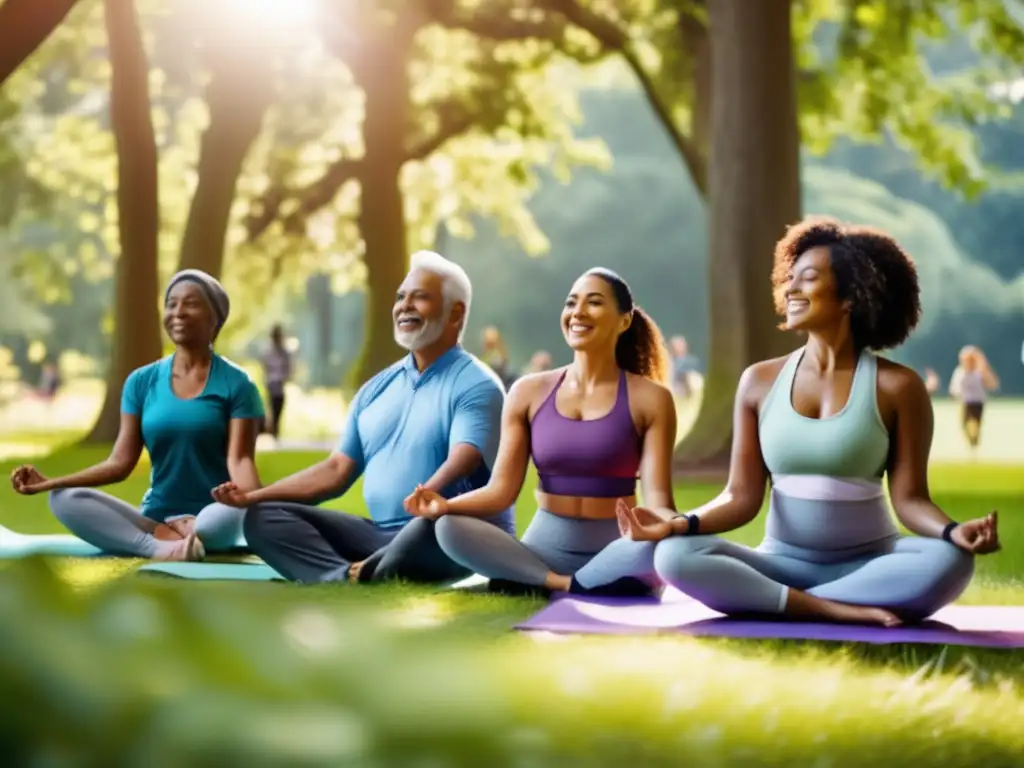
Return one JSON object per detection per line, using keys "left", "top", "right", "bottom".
{"left": 2, "top": 445, "right": 1024, "bottom": 764}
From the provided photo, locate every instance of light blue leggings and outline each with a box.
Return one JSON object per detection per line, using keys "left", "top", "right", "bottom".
{"left": 435, "top": 509, "right": 621, "bottom": 586}
{"left": 575, "top": 534, "right": 974, "bottom": 620}
{"left": 49, "top": 488, "right": 244, "bottom": 558}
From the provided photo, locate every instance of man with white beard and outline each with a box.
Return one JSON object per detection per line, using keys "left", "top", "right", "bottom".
{"left": 212, "top": 251, "right": 513, "bottom": 584}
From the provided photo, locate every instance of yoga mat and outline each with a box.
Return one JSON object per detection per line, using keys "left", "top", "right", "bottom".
{"left": 0, "top": 524, "right": 103, "bottom": 559}
{"left": 516, "top": 594, "right": 1024, "bottom": 648}
{"left": 138, "top": 561, "right": 283, "bottom": 581}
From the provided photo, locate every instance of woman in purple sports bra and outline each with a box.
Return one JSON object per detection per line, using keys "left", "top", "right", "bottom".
{"left": 403, "top": 268, "right": 678, "bottom": 595}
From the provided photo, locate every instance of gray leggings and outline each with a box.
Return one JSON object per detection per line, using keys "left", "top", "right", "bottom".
{"left": 578, "top": 533, "right": 975, "bottom": 620}
{"left": 435, "top": 509, "right": 622, "bottom": 586}
{"left": 48, "top": 488, "right": 245, "bottom": 558}
{"left": 243, "top": 503, "right": 470, "bottom": 584}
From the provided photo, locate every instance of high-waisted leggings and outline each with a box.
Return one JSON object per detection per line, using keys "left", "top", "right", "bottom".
{"left": 575, "top": 533, "right": 975, "bottom": 620}
{"left": 435, "top": 509, "right": 625, "bottom": 586}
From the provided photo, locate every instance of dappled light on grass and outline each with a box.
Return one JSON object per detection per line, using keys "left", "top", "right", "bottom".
{"left": 497, "top": 636, "right": 1024, "bottom": 765}
{"left": 379, "top": 594, "right": 457, "bottom": 630}
{"left": 0, "top": 454, "right": 1022, "bottom": 764}
{"left": 2, "top": 556, "right": 1024, "bottom": 764}
{"left": 51, "top": 557, "right": 138, "bottom": 591}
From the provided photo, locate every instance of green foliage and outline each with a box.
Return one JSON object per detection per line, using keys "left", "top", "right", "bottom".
{"left": 441, "top": 88, "right": 1024, "bottom": 392}
{"left": 794, "top": 0, "right": 1024, "bottom": 195}
{"left": 0, "top": 558, "right": 521, "bottom": 767}
{"left": 234, "top": 0, "right": 612, "bottom": 312}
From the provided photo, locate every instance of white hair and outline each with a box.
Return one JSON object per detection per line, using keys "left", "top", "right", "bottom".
{"left": 408, "top": 250, "right": 472, "bottom": 340}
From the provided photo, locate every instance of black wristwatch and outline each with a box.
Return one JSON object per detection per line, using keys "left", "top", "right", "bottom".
{"left": 941, "top": 521, "right": 959, "bottom": 543}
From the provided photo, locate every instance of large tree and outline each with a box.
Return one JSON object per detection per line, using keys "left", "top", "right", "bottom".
{"left": 671, "top": 0, "right": 800, "bottom": 474}
{"left": 84, "top": 0, "right": 161, "bottom": 443}
{"left": 244, "top": 1, "right": 610, "bottom": 385}
{"left": 563, "top": 0, "right": 1024, "bottom": 474}
{"left": 174, "top": 10, "right": 276, "bottom": 278}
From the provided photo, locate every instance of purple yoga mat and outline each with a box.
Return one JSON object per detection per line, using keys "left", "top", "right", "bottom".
{"left": 516, "top": 592, "right": 1024, "bottom": 648}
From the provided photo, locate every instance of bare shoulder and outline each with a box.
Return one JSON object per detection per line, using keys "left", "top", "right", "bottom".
{"left": 875, "top": 356, "right": 928, "bottom": 400}
{"left": 739, "top": 354, "right": 792, "bottom": 406}
{"left": 625, "top": 372, "right": 674, "bottom": 409}
{"left": 508, "top": 369, "right": 563, "bottom": 410}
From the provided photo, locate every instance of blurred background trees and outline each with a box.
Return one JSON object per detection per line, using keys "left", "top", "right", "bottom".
{"left": 0, "top": 0, "right": 1021, "bottom": 456}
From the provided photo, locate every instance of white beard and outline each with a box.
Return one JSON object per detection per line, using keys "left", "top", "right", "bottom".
{"left": 394, "top": 315, "right": 445, "bottom": 351}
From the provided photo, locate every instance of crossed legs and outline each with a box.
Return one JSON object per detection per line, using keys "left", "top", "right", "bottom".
{"left": 48, "top": 489, "right": 243, "bottom": 559}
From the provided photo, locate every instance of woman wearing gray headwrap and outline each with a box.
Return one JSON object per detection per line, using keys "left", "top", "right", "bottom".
{"left": 11, "top": 270, "right": 265, "bottom": 561}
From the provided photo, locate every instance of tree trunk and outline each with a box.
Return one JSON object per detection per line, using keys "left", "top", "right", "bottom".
{"left": 306, "top": 273, "right": 334, "bottom": 387}
{"left": 83, "top": 0, "right": 161, "bottom": 443}
{"left": 176, "top": 46, "right": 273, "bottom": 278}
{"left": 0, "top": 0, "right": 78, "bottom": 87}
{"left": 349, "top": 33, "right": 414, "bottom": 386}
{"left": 678, "top": 5, "right": 711, "bottom": 160}
{"left": 673, "top": 0, "right": 801, "bottom": 478}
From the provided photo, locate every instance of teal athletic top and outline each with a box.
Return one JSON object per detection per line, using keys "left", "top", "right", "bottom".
{"left": 121, "top": 354, "right": 264, "bottom": 521}
{"left": 757, "top": 348, "right": 899, "bottom": 560}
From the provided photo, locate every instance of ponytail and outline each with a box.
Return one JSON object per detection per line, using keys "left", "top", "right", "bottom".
{"left": 615, "top": 306, "right": 671, "bottom": 386}
{"left": 584, "top": 267, "right": 671, "bottom": 386}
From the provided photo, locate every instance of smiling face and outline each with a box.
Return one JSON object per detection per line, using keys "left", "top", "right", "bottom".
{"left": 164, "top": 281, "right": 217, "bottom": 347}
{"left": 782, "top": 246, "right": 848, "bottom": 333}
{"left": 561, "top": 274, "right": 631, "bottom": 352}
{"left": 393, "top": 269, "right": 449, "bottom": 351}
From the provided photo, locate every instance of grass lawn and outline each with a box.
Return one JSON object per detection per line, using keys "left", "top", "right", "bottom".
{"left": 2, "top": 446, "right": 1024, "bottom": 764}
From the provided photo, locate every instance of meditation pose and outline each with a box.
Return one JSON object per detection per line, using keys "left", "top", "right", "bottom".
{"left": 9, "top": 270, "right": 264, "bottom": 561}
{"left": 612, "top": 217, "right": 999, "bottom": 625}
{"left": 405, "top": 268, "right": 677, "bottom": 595}
{"left": 213, "top": 251, "right": 512, "bottom": 584}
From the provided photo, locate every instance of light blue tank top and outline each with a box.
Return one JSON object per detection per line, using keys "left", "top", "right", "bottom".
{"left": 757, "top": 349, "right": 898, "bottom": 561}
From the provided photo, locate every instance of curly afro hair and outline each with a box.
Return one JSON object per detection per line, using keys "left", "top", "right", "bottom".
{"left": 771, "top": 216, "right": 922, "bottom": 351}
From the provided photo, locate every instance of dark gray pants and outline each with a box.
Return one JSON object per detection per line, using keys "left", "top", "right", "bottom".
{"left": 243, "top": 503, "right": 470, "bottom": 584}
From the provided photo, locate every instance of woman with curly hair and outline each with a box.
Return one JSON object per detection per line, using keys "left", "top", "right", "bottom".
{"left": 606, "top": 217, "right": 999, "bottom": 626}
{"left": 404, "top": 268, "right": 674, "bottom": 595}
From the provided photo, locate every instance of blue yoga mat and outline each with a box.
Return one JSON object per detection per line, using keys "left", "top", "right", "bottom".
{"left": 138, "top": 561, "right": 283, "bottom": 581}
{"left": 0, "top": 524, "right": 103, "bottom": 559}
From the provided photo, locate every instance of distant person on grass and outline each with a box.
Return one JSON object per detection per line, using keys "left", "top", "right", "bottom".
{"left": 404, "top": 268, "right": 676, "bottom": 597}
{"left": 212, "top": 251, "right": 512, "bottom": 584}
{"left": 261, "top": 324, "right": 292, "bottom": 440}
{"left": 592, "top": 217, "right": 999, "bottom": 625}
{"left": 668, "top": 335, "right": 700, "bottom": 399}
{"left": 948, "top": 345, "right": 999, "bottom": 456}
{"left": 36, "top": 361, "right": 62, "bottom": 403}
{"left": 10, "top": 270, "right": 264, "bottom": 561}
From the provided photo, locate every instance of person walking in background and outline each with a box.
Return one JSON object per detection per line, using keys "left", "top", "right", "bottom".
{"left": 261, "top": 324, "right": 292, "bottom": 440}
{"left": 480, "top": 325, "right": 513, "bottom": 388}
{"left": 669, "top": 335, "right": 700, "bottom": 399}
{"left": 949, "top": 345, "right": 999, "bottom": 455}
{"left": 36, "top": 360, "right": 62, "bottom": 403}
{"left": 521, "top": 350, "right": 552, "bottom": 376}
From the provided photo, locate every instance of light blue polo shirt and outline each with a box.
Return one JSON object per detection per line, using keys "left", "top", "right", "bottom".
{"left": 337, "top": 345, "right": 514, "bottom": 533}
{"left": 121, "top": 354, "right": 264, "bottom": 521}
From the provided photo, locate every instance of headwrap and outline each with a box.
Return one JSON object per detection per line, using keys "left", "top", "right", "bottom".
{"left": 165, "top": 269, "right": 230, "bottom": 336}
